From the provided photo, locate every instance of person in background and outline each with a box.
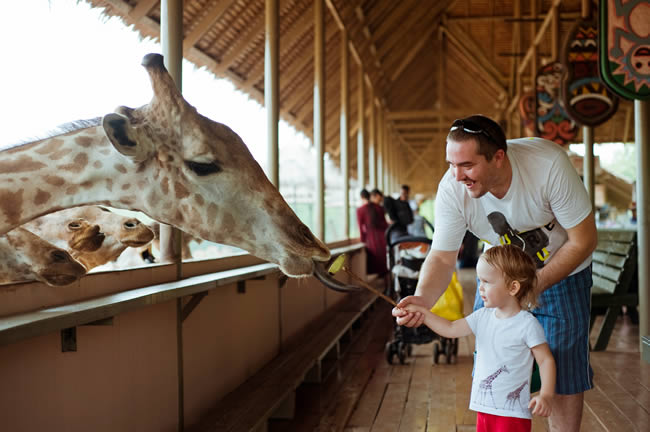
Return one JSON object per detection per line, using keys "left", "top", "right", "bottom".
{"left": 385, "top": 184, "right": 414, "bottom": 241}
{"left": 393, "top": 114, "right": 596, "bottom": 431}
{"left": 356, "top": 189, "right": 388, "bottom": 277}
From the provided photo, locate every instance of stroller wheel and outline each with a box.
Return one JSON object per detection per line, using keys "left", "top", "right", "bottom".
{"left": 433, "top": 341, "right": 440, "bottom": 364}
{"left": 397, "top": 342, "right": 407, "bottom": 364}
{"left": 407, "top": 344, "right": 413, "bottom": 357}
{"left": 385, "top": 342, "right": 395, "bottom": 364}
{"left": 445, "top": 341, "right": 454, "bottom": 364}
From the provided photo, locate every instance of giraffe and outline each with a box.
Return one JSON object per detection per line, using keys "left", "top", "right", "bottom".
{"left": 0, "top": 53, "right": 349, "bottom": 290}
{"left": 504, "top": 381, "right": 529, "bottom": 412}
{"left": 477, "top": 365, "right": 510, "bottom": 408}
{"left": 22, "top": 216, "right": 106, "bottom": 254}
{"left": 0, "top": 228, "right": 87, "bottom": 286}
{"left": 23, "top": 206, "right": 154, "bottom": 271}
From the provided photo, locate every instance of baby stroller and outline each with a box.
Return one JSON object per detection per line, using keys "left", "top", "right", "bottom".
{"left": 384, "top": 223, "right": 463, "bottom": 365}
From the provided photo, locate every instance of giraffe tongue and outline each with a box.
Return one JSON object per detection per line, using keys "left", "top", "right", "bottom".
{"left": 312, "top": 260, "right": 361, "bottom": 293}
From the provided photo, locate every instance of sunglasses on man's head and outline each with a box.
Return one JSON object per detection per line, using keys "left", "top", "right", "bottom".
{"left": 449, "top": 119, "right": 493, "bottom": 141}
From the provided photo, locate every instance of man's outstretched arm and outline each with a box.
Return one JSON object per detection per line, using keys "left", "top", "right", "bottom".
{"left": 392, "top": 248, "right": 458, "bottom": 327}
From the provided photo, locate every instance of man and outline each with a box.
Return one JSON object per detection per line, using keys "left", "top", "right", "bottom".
{"left": 393, "top": 115, "right": 597, "bottom": 431}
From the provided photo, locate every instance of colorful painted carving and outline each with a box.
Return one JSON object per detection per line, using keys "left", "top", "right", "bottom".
{"left": 518, "top": 91, "right": 536, "bottom": 137}
{"left": 562, "top": 18, "right": 619, "bottom": 126}
{"left": 599, "top": 0, "right": 650, "bottom": 100}
{"left": 535, "top": 62, "right": 578, "bottom": 146}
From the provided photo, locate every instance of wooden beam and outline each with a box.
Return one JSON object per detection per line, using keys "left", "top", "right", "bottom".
{"left": 517, "top": 0, "right": 561, "bottom": 75}
{"left": 128, "top": 0, "right": 158, "bottom": 21}
{"left": 390, "top": 19, "right": 440, "bottom": 82}
{"left": 377, "top": 4, "right": 441, "bottom": 59}
{"left": 441, "top": 24, "right": 507, "bottom": 94}
{"left": 386, "top": 109, "right": 467, "bottom": 120}
{"left": 183, "top": 0, "right": 237, "bottom": 52}
{"left": 447, "top": 11, "right": 580, "bottom": 22}
{"left": 371, "top": 0, "right": 417, "bottom": 43}
{"left": 244, "top": 4, "right": 314, "bottom": 89}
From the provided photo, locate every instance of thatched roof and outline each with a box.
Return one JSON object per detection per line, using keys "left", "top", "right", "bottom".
{"left": 87, "top": 0, "right": 634, "bottom": 193}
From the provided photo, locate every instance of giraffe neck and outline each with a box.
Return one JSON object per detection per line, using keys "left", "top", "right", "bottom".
{"left": 0, "top": 235, "right": 29, "bottom": 283}
{"left": 0, "top": 127, "right": 143, "bottom": 235}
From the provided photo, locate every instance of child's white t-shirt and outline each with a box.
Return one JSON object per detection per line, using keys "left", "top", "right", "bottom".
{"left": 465, "top": 308, "right": 547, "bottom": 419}
{"left": 432, "top": 137, "right": 592, "bottom": 272}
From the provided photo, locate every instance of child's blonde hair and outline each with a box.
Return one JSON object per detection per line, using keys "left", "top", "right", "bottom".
{"left": 480, "top": 244, "right": 538, "bottom": 309}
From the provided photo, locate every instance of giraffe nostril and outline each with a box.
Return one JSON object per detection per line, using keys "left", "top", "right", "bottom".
{"left": 51, "top": 250, "right": 69, "bottom": 263}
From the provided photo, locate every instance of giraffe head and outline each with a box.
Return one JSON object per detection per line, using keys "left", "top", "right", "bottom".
{"left": 23, "top": 215, "right": 105, "bottom": 253}
{"left": 2, "top": 228, "right": 87, "bottom": 286}
{"left": 22, "top": 206, "right": 154, "bottom": 271}
{"left": 100, "top": 54, "right": 351, "bottom": 289}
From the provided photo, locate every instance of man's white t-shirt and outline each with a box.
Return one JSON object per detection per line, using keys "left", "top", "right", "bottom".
{"left": 432, "top": 137, "right": 592, "bottom": 272}
{"left": 465, "top": 308, "right": 547, "bottom": 419}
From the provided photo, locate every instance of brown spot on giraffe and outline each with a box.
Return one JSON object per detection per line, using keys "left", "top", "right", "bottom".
{"left": 0, "top": 189, "right": 23, "bottom": 226}
{"left": 34, "top": 189, "right": 51, "bottom": 206}
{"left": 137, "top": 180, "right": 146, "bottom": 189}
{"left": 66, "top": 185, "right": 79, "bottom": 195}
{"left": 105, "top": 179, "right": 113, "bottom": 192}
{"left": 58, "top": 153, "right": 88, "bottom": 173}
{"left": 194, "top": 194, "right": 204, "bottom": 206}
{"left": 34, "top": 138, "right": 64, "bottom": 155}
{"left": 44, "top": 175, "right": 65, "bottom": 187}
{"left": 160, "top": 177, "right": 169, "bottom": 195}
{"left": 121, "top": 183, "right": 131, "bottom": 191}
{"left": 80, "top": 181, "right": 93, "bottom": 189}
{"left": 99, "top": 149, "right": 111, "bottom": 156}
{"left": 75, "top": 136, "right": 93, "bottom": 148}
{"left": 221, "top": 211, "right": 236, "bottom": 232}
{"left": 0, "top": 155, "right": 46, "bottom": 173}
{"left": 147, "top": 190, "right": 159, "bottom": 208}
{"left": 20, "top": 177, "right": 28, "bottom": 182}
{"left": 93, "top": 160, "right": 103, "bottom": 169}
{"left": 114, "top": 164, "right": 127, "bottom": 174}
{"left": 120, "top": 196, "right": 136, "bottom": 205}
{"left": 175, "top": 209, "right": 184, "bottom": 223}
{"left": 49, "top": 148, "right": 73, "bottom": 161}
{"left": 207, "top": 203, "right": 218, "bottom": 223}
{"left": 174, "top": 182, "right": 190, "bottom": 200}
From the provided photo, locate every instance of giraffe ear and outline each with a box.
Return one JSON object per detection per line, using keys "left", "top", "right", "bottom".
{"left": 102, "top": 113, "right": 152, "bottom": 163}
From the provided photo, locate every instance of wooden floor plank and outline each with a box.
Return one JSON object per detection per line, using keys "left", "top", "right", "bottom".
{"left": 370, "top": 382, "right": 409, "bottom": 432}
{"left": 584, "top": 384, "right": 638, "bottom": 431}
{"left": 427, "top": 362, "right": 457, "bottom": 432}
{"left": 398, "top": 354, "right": 432, "bottom": 432}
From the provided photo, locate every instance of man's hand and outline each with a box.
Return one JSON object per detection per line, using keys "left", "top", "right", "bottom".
{"left": 392, "top": 296, "right": 428, "bottom": 327}
{"left": 528, "top": 393, "right": 552, "bottom": 417}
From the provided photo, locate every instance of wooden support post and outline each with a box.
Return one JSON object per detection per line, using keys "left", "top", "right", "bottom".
{"left": 265, "top": 0, "right": 279, "bottom": 187}
{"left": 340, "top": 28, "right": 350, "bottom": 238}
{"left": 314, "top": 0, "right": 325, "bottom": 241}
{"left": 583, "top": 126, "right": 595, "bottom": 211}
{"left": 368, "top": 88, "right": 376, "bottom": 189}
{"left": 357, "top": 64, "right": 366, "bottom": 189}
{"left": 637, "top": 100, "right": 650, "bottom": 353}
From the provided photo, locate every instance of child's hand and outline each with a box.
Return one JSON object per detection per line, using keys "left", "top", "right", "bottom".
{"left": 528, "top": 394, "right": 552, "bottom": 417}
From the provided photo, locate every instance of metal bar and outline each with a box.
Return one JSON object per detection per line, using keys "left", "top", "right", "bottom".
{"left": 357, "top": 65, "right": 365, "bottom": 188}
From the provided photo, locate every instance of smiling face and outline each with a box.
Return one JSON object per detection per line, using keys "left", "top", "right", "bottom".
{"left": 446, "top": 138, "right": 506, "bottom": 199}
{"left": 476, "top": 257, "right": 519, "bottom": 310}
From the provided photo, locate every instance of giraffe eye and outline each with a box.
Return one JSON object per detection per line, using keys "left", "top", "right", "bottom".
{"left": 185, "top": 160, "right": 222, "bottom": 176}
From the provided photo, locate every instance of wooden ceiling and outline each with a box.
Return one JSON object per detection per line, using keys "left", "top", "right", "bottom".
{"left": 88, "top": 0, "right": 634, "bottom": 192}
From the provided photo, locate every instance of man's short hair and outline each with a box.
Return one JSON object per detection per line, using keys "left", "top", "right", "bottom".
{"left": 360, "top": 189, "right": 370, "bottom": 200}
{"left": 401, "top": 185, "right": 410, "bottom": 192}
{"left": 370, "top": 188, "right": 383, "bottom": 197}
{"left": 447, "top": 114, "right": 507, "bottom": 161}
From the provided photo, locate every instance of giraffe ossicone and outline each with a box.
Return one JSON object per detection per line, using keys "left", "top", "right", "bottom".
{"left": 0, "top": 54, "right": 353, "bottom": 291}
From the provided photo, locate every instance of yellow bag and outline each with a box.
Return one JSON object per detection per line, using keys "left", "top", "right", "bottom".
{"left": 430, "top": 272, "right": 464, "bottom": 321}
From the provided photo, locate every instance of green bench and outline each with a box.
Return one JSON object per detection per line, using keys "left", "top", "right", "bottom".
{"left": 590, "top": 229, "right": 638, "bottom": 351}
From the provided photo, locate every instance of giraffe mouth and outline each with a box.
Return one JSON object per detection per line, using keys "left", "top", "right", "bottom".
{"left": 312, "top": 260, "right": 361, "bottom": 293}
